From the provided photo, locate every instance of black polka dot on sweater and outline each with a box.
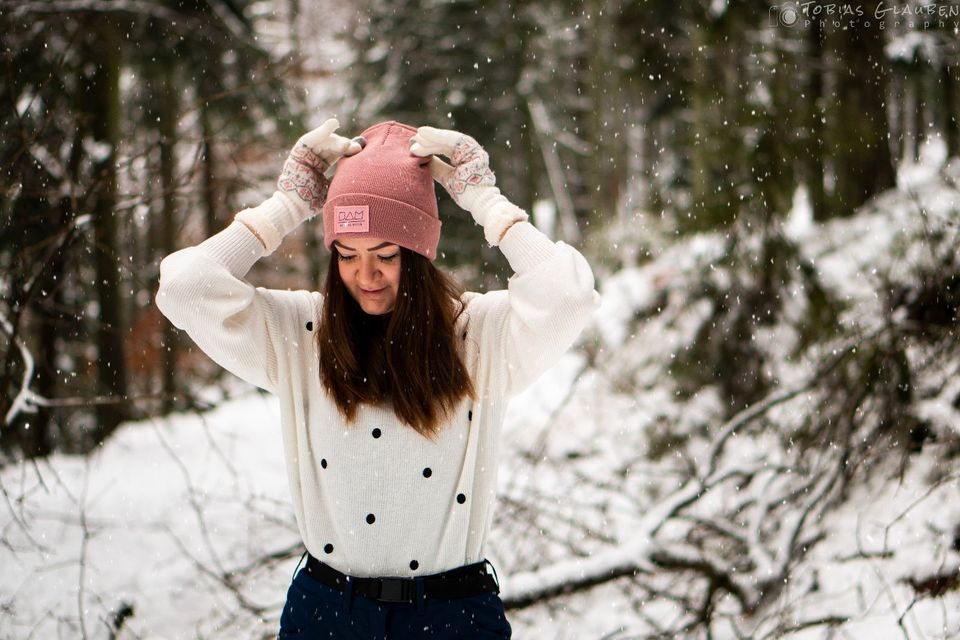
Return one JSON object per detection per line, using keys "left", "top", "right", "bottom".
{"left": 457, "top": 493, "right": 466, "bottom": 504}
{"left": 324, "top": 543, "right": 334, "bottom": 554}
{"left": 305, "top": 321, "right": 313, "bottom": 331}
{"left": 468, "top": 409, "right": 473, "bottom": 421}
{"left": 410, "top": 560, "right": 419, "bottom": 571}
{"left": 366, "top": 513, "right": 376, "bottom": 524}
{"left": 321, "top": 458, "right": 327, "bottom": 469}
{"left": 422, "top": 467, "right": 432, "bottom": 478}
{"left": 372, "top": 428, "right": 382, "bottom": 439}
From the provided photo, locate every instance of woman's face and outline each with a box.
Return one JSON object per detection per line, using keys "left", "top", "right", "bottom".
{"left": 333, "top": 237, "right": 402, "bottom": 315}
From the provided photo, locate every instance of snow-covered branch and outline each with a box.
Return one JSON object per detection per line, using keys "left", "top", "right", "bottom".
{"left": 500, "top": 325, "right": 888, "bottom": 632}
{"left": 0, "top": 308, "right": 42, "bottom": 428}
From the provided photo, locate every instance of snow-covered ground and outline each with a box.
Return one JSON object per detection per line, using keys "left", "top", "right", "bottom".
{"left": 3, "top": 354, "right": 958, "bottom": 639}
{"left": 1, "top": 384, "right": 296, "bottom": 639}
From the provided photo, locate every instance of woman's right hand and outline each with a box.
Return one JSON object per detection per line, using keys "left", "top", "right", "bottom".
{"left": 279, "top": 118, "right": 366, "bottom": 218}
{"left": 296, "top": 118, "right": 367, "bottom": 169}
{"left": 235, "top": 118, "right": 365, "bottom": 254}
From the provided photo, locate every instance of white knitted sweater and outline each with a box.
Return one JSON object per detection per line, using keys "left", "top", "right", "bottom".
{"left": 155, "top": 193, "right": 600, "bottom": 578}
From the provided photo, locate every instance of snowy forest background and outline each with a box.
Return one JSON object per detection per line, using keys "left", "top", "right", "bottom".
{"left": 3, "top": 0, "right": 960, "bottom": 638}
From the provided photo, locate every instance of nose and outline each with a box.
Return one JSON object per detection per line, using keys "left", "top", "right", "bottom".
{"left": 358, "top": 258, "right": 382, "bottom": 286}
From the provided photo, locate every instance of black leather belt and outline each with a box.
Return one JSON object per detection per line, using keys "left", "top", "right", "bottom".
{"left": 304, "top": 553, "right": 500, "bottom": 604}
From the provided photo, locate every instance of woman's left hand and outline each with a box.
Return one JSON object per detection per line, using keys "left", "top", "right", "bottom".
{"left": 409, "top": 126, "right": 528, "bottom": 246}
{"left": 408, "top": 126, "right": 497, "bottom": 220}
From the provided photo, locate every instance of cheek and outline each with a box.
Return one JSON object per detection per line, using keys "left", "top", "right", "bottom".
{"left": 390, "top": 266, "right": 402, "bottom": 290}
{"left": 337, "top": 262, "right": 350, "bottom": 284}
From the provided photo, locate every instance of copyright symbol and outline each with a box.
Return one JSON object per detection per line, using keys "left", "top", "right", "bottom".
{"left": 769, "top": 3, "right": 801, "bottom": 27}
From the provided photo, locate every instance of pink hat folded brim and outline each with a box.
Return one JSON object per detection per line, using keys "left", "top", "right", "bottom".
{"left": 322, "top": 192, "right": 442, "bottom": 261}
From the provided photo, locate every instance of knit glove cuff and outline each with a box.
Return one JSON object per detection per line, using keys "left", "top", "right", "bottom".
{"left": 234, "top": 191, "right": 305, "bottom": 255}
{"left": 409, "top": 126, "right": 529, "bottom": 247}
{"left": 459, "top": 185, "right": 530, "bottom": 247}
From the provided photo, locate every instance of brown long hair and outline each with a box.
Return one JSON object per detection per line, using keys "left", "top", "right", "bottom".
{"left": 316, "top": 246, "right": 477, "bottom": 441}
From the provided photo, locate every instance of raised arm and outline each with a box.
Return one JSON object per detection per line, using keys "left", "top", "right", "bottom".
{"left": 155, "top": 118, "right": 363, "bottom": 393}
{"left": 409, "top": 127, "right": 601, "bottom": 397}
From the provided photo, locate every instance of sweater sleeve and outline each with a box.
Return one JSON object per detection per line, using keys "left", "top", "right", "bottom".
{"left": 155, "top": 205, "right": 287, "bottom": 394}
{"left": 476, "top": 220, "right": 601, "bottom": 398}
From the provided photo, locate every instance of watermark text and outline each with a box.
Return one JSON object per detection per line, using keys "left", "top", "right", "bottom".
{"left": 769, "top": 2, "right": 960, "bottom": 30}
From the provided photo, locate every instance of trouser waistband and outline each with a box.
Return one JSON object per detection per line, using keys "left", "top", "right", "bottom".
{"left": 304, "top": 553, "right": 500, "bottom": 604}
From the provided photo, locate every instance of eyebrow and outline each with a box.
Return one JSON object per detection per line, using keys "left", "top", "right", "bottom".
{"left": 332, "top": 240, "right": 397, "bottom": 252}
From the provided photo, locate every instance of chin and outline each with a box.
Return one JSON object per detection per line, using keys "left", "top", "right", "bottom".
{"left": 360, "top": 302, "right": 394, "bottom": 316}
{"left": 363, "top": 308, "right": 390, "bottom": 316}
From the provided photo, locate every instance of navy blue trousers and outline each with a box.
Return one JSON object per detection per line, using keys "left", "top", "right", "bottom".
{"left": 277, "top": 560, "right": 513, "bottom": 639}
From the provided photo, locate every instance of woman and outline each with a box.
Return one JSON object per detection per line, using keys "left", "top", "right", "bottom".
{"left": 156, "top": 118, "right": 600, "bottom": 638}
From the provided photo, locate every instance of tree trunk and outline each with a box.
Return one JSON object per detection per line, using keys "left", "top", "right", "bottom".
{"left": 85, "top": 19, "right": 129, "bottom": 442}
{"left": 158, "top": 56, "right": 179, "bottom": 414}
{"left": 827, "top": 23, "right": 895, "bottom": 215}
{"left": 200, "top": 101, "right": 219, "bottom": 240}
{"left": 32, "top": 200, "right": 73, "bottom": 456}
{"left": 944, "top": 63, "right": 959, "bottom": 158}
{"left": 686, "top": 14, "right": 743, "bottom": 231}
{"left": 900, "top": 65, "right": 918, "bottom": 163}
{"left": 912, "top": 63, "right": 925, "bottom": 162}
{"left": 584, "top": 0, "right": 619, "bottom": 236}
{"left": 753, "top": 26, "right": 797, "bottom": 222}
{"left": 806, "top": 18, "right": 828, "bottom": 221}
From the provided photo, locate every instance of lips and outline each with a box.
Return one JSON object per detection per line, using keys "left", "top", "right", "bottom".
{"left": 361, "top": 288, "right": 385, "bottom": 295}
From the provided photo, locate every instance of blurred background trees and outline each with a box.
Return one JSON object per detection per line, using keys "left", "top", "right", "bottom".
{"left": 4, "top": 1, "right": 960, "bottom": 637}
{"left": 1, "top": 0, "right": 298, "bottom": 455}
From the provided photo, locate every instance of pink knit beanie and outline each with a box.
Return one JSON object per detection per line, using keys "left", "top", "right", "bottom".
{"left": 322, "top": 120, "right": 441, "bottom": 261}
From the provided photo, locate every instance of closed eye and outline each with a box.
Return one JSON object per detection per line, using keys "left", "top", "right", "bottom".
{"left": 337, "top": 253, "right": 398, "bottom": 262}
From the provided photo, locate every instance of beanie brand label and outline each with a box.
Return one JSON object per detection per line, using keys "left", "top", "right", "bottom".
{"left": 334, "top": 205, "right": 370, "bottom": 233}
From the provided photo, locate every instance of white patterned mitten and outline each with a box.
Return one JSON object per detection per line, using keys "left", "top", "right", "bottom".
{"left": 408, "top": 126, "right": 528, "bottom": 247}
{"left": 235, "top": 117, "right": 364, "bottom": 253}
